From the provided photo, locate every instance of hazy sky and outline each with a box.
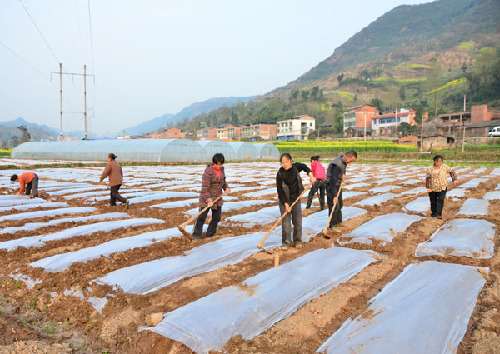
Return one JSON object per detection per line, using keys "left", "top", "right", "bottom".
{"left": 1, "top": 0, "right": 428, "bottom": 134}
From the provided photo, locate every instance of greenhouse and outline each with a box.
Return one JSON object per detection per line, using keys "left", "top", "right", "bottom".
{"left": 12, "top": 139, "right": 280, "bottom": 163}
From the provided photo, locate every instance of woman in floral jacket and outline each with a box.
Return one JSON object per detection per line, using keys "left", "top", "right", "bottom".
{"left": 425, "top": 155, "right": 458, "bottom": 219}
{"left": 192, "top": 153, "right": 230, "bottom": 238}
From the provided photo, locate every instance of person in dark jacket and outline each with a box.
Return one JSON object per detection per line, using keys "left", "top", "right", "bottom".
{"left": 193, "top": 153, "right": 230, "bottom": 239}
{"left": 326, "top": 151, "right": 357, "bottom": 229}
{"left": 99, "top": 153, "right": 128, "bottom": 207}
{"left": 276, "top": 153, "right": 315, "bottom": 247}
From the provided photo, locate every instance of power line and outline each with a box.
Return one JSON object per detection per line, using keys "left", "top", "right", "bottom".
{"left": 0, "top": 38, "right": 46, "bottom": 77}
{"left": 87, "top": 0, "right": 95, "bottom": 69}
{"left": 17, "top": 0, "right": 59, "bottom": 62}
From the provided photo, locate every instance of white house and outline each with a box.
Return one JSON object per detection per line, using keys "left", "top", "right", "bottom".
{"left": 277, "top": 115, "right": 316, "bottom": 140}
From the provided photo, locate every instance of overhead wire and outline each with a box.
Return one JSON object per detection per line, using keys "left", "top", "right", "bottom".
{"left": 16, "top": 0, "right": 60, "bottom": 63}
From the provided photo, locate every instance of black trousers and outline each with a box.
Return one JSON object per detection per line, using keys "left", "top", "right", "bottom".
{"left": 279, "top": 202, "right": 302, "bottom": 245}
{"left": 193, "top": 206, "right": 222, "bottom": 237}
{"left": 306, "top": 180, "right": 326, "bottom": 209}
{"left": 327, "top": 190, "right": 343, "bottom": 228}
{"left": 110, "top": 184, "right": 127, "bottom": 206}
{"left": 428, "top": 189, "right": 447, "bottom": 217}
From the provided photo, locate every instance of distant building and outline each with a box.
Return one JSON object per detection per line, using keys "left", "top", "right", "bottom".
{"left": 277, "top": 115, "right": 316, "bottom": 141}
{"left": 148, "top": 127, "right": 185, "bottom": 139}
{"left": 372, "top": 108, "right": 417, "bottom": 136}
{"left": 217, "top": 124, "right": 242, "bottom": 141}
{"left": 196, "top": 127, "right": 218, "bottom": 140}
{"left": 342, "top": 105, "right": 379, "bottom": 137}
{"left": 437, "top": 104, "right": 500, "bottom": 137}
{"left": 241, "top": 124, "right": 277, "bottom": 141}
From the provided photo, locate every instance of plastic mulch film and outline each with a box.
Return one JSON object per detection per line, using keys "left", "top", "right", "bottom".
{"left": 95, "top": 209, "right": 364, "bottom": 295}
{"left": 483, "top": 191, "right": 500, "bottom": 201}
{"left": 458, "top": 198, "right": 489, "bottom": 216}
{"left": 146, "top": 247, "right": 377, "bottom": 354}
{"left": 317, "top": 261, "right": 487, "bottom": 354}
{"left": 340, "top": 212, "right": 422, "bottom": 246}
{"left": 403, "top": 197, "right": 429, "bottom": 215}
{"left": 0, "top": 217, "right": 163, "bottom": 251}
{"left": 355, "top": 193, "right": 397, "bottom": 207}
{"left": 0, "top": 202, "right": 68, "bottom": 213}
{"left": 0, "top": 196, "right": 46, "bottom": 207}
{"left": 227, "top": 205, "right": 281, "bottom": 226}
{"left": 0, "top": 207, "right": 96, "bottom": 223}
{"left": 447, "top": 188, "right": 467, "bottom": 199}
{"left": 415, "top": 218, "right": 496, "bottom": 259}
{"left": 0, "top": 212, "right": 128, "bottom": 235}
{"left": 128, "top": 191, "right": 198, "bottom": 205}
{"left": 31, "top": 228, "right": 180, "bottom": 272}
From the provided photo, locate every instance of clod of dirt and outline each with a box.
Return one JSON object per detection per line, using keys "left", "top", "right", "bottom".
{"left": 0, "top": 340, "right": 71, "bottom": 354}
{"left": 145, "top": 312, "right": 164, "bottom": 327}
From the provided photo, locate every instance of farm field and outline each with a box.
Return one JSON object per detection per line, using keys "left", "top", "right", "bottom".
{"left": 0, "top": 161, "right": 499, "bottom": 353}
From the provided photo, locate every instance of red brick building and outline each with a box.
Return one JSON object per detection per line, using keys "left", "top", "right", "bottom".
{"left": 241, "top": 124, "right": 277, "bottom": 141}
{"left": 196, "top": 127, "right": 218, "bottom": 140}
{"left": 148, "top": 127, "right": 185, "bottom": 139}
{"left": 342, "top": 105, "right": 379, "bottom": 137}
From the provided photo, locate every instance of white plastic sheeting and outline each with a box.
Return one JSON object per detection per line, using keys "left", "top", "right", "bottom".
{"left": 461, "top": 177, "right": 489, "bottom": 189}
{"left": 242, "top": 188, "right": 276, "bottom": 198}
{"left": 31, "top": 228, "right": 180, "bottom": 272}
{"left": 12, "top": 139, "right": 280, "bottom": 162}
{"left": 415, "top": 218, "right": 496, "bottom": 259}
{"left": 0, "top": 207, "right": 96, "bottom": 223}
{"left": 355, "top": 193, "right": 397, "bottom": 207}
{"left": 0, "top": 212, "right": 129, "bottom": 235}
{"left": 185, "top": 200, "right": 271, "bottom": 216}
{"left": 96, "top": 208, "right": 365, "bottom": 295}
{"left": 146, "top": 248, "right": 377, "bottom": 354}
{"left": 483, "top": 191, "right": 500, "bottom": 201}
{"left": 447, "top": 188, "right": 467, "bottom": 199}
{"left": 458, "top": 198, "right": 489, "bottom": 216}
{"left": 151, "top": 198, "right": 199, "bottom": 209}
{"left": 403, "top": 197, "right": 429, "bottom": 214}
{"left": 227, "top": 205, "right": 281, "bottom": 226}
{"left": 0, "top": 202, "right": 69, "bottom": 213}
{"left": 369, "top": 185, "right": 399, "bottom": 194}
{"left": 0, "top": 197, "right": 45, "bottom": 207}
{"left": 0, "top": 217, "right": 163, "bottom": 251}
{"left": 128, "top": 191, "right": 198, "bottom": 205}
{"left": 340, "top": 212, "right": 422, "bottom": 246}
{"left": 317, "top": 261, "right": 486, "bottom": 354}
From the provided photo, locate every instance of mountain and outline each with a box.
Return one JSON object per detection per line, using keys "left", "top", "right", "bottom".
{"left": 292, "top": 0, "right": 500, "bottom": 85}
{"left": 179, "top": 0, "right": 500, "bottom": 133}
{"left": 0, "top": 117, "right": 62, "bottom": 147}
{"left": 123, "top": 96, "right": 253, "bottom": 136}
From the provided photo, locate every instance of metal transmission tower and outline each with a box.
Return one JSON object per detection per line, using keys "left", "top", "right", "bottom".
{"left": 51, "top": 64, "right": 95, "bottom": 139}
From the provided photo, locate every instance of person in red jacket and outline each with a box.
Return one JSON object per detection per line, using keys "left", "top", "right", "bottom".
{"left": 193, "top": 153, "right": 230, "bottom": 239}
{"left": 10, "top": 171, "right": 39, "bottom": 198}
{"left": 306, "top": 155, "right": 326, "bottom": 210}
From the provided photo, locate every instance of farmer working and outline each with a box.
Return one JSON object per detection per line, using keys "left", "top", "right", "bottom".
{"left": 306, "top": 155, "right": 326, "bottom": 210}
{"left": 425, "top": 155, "right": 458, "bottom": 219}
{"left": 276, "top": 153, "right": 315, "bottom": 247}
{"left": 10, "top": 171, "right": 39, "bottom": 198}
{"left": 193, "top": 153, "right": 230, "bottom": 239}
{"left": 326, "top": 151, "right": 357, "bottom": 229}
{"left": 99, "top": 153, "right": 128, "bottom": 207}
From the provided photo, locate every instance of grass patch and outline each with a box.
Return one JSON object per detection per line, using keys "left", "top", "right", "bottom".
{"left": 427, "top": 77, "right": 466, "bottom": 95}
{"left": 457, "top": 41, "right": 475, "bottom": 51}
{"left": 0, "top": 149, "right": 11, "bottom": 158}
{"left": 275, "top": 140, "right": 418, "bottom": 153}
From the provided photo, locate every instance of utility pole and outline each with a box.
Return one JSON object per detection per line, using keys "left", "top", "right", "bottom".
{"left": 462, "top": 94, "right": 467, "bottom": 153}
{"left": 51, "top": 64, "right": 94, "bottom": 139}
{"left": 83, "top": 64, "right": 88, "bottom": 139}
{"left": 58, "top": 62, "right": 63, "bottom": 133}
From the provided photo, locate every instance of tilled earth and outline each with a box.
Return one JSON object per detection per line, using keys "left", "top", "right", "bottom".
{"left": 0, "top": 162, "right": 498, "bottom": 353}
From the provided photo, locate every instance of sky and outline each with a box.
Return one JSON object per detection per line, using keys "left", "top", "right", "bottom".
{"left": 1, "top": 0, "right": 428, "bottom": 134}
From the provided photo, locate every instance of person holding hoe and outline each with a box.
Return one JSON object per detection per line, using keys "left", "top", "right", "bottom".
{"left": 425, "top": 155, "right": 458, "bottom": 219}
{"left": 276, "top": 153, "right": 315, "bottom": 248}
{"left": 326, "top": 150, "right": 357, "bottom": 231}
{"left": 306, "top": 155, "right": 326, "bottom": 210}
{"left": 192, "top": 153, "right": 230, "bottom": 239}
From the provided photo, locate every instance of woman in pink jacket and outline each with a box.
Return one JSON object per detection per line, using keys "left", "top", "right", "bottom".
{"left": 306, "top": 155, "right": 326, "bottom": 210}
